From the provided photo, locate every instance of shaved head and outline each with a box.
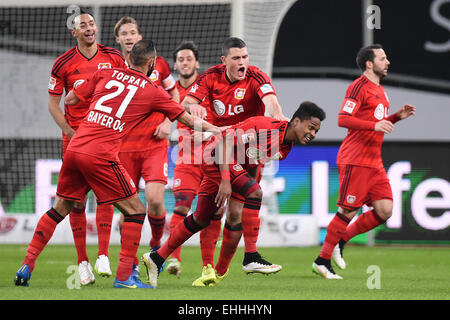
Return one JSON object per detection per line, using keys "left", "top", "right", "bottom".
{"left": 72, "top": 13, "right": 95, "bottom": 30}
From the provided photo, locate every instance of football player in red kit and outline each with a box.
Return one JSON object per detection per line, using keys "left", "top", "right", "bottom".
{"left": 182, "top": 37, "right": 289, "bottom": 284}
{"left": 312, "top": 44, "right": 416, "bottom": 279}
{"left": 113, "top": 17, "right": 180, "bottom": 261}
{"left": 47, "top": 12, "right": 127, "bottom": 284}
{"left": 14, "top": 40, "right": 221, "bottom": 289}
{"left": 165, "top": 40, "right": 223, "bottom": 278}
{"left": 142, "top": 101, "right": 326, "bottom": 287}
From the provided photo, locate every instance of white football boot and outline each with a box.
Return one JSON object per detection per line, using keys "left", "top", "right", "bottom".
{"left": 79, "top": 261, "right": 95, "bottom": 285}
{"left": 95, "top": 254, "right": 112, "bottom": 277}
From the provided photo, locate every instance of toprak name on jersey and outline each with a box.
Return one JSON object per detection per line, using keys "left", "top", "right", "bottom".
{"left": 85, "top": 70, "right": 149, "bottom": 132}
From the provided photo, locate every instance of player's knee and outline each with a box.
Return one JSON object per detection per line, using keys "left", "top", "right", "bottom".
{"left": 377, "top": 209, "right": 392, "bottom": 220}
{"left": 147, "top": 198, "right": 164, "bottom": 213}
{"left": 174, "top": 205, "right": 190, "bottom": 215}
{"left": 248, "top": 187, "right": 263, "bottom": 200}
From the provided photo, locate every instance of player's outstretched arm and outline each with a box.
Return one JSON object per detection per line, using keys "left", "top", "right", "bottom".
{"left": 177, "top": 112, "right": 222, "bottom": 134}
{"left": 48, "top": 94, "right": 76, "bottom": 139}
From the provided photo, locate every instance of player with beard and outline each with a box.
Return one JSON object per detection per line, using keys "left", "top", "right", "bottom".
{"left": 312, "top": 44, "right": 416, "bottom": 279}
{"left": 47, "top": 12, "right": 127, "bottom": 285}
{"left": 113, "top": 17, "right": 181, "bottom": 276}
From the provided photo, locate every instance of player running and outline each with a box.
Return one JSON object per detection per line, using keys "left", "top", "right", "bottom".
{"left": 47, "top": 12, "right": 127, "bottom": 284}
{"left": 14, "top": 40, "right": 221, "bottom": 289}
{"left": 181, "top": 37, "right": 289, "bottom": 284}
{"left": 142, "top": 101, "right": 326, "bottom": 287}
{"left": 312, "top": 44, "right": 416, "bottom": 279}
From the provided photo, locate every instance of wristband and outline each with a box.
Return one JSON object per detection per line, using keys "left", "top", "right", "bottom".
{"left": 220, "top": 170, "right": 230, "bottom": 181}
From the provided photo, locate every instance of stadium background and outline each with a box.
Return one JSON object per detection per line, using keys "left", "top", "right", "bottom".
{"left": 0, "top": 0, "right": 449, "bottom": 247}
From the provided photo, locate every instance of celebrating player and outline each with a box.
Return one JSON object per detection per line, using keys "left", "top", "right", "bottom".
{"left": 113, "top": 17, "right": 180, "bottom": 271}
{"left": 14, "top": 40, "right": 221, "bottom": 289}
{"left": 142, "top": 101, "right": 326, "bottom": 287}
{"left": 312, "top": 44, "right": 416, "bottom": 279}
{"left": 182, "top": 37, "right": 289, "bottom": 285}
{"left": 47, "top": 12, "right": 127, "bottom": 285}
{"left": 165, "top": 40, "right": 223, "bottom": 279}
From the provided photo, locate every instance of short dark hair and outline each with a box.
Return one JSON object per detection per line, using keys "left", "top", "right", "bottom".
{"left": 356, "top": 44, "right": 383, "bottom": 71}
{"left": 291, "top": 101, "right": 326, "bottom": 122}
{"left": 173, "top": 40, "right": 199, "bottom": 61}
{"left": 130, "top": 40, "right": 156, "bottom": 66}
{"left": 222, "top": 37, "right": 247, "bottom": 56}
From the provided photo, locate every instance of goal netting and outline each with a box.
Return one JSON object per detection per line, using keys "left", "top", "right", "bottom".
{"left": 0, "top": 0, "right": 296, "bottom": 217}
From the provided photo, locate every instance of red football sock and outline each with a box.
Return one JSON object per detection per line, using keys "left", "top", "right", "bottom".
{"left": 199, "top": 218, "right": 222, "bottom": 267}
{"left": 343, "top": 210, "right": 386, "bottom": 242}
{"left": 116, "top": 213, "right": 145, "bottom": 281}
{"left": 215, "top": 223, "right": 243, "bottom": 276}
{"left": 23, "top": 208, "right": 65, "bottom": 272}
{"left": 168, "top": 210, "right": 186, "bottom": 262}
{"left": 241, "top": 197, "right": 262, "bottom": 253}
{"left": 319, "top": 212, "right": 351, "bottom": 260}
{"left": 96, "top": 204, "right": 114, "bottom": 257}
{"left": 148, "top": 210, "right": 166, "bottom": 249}
{"left": 158, "top": 215, "right": 202, "bottom": 260}
{"left": 69, "top": 207, "right": 88, "bottom": 264}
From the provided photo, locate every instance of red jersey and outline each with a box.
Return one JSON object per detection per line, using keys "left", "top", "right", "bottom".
{"left": 48, "top": 44, "right": 127, "bottom": 130}
{"left": 337, "top": 75, "right": 391, "bottom": 168}
{"left": 120, "top": 56, "right": 176, "bottom": 152}
{"left": 175, "top": 75, "right": 212, "bottom": 164}
{"left": 204, "top": 116, "right": 293, "bottom": 169}
{"left": 187, "top": 64, "right": 276, "bottom": 126}
{"left": 68, "top": 67, "right": 185, "bottom": 161}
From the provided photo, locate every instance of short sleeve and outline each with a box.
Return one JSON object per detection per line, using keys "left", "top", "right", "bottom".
{"left": 73, "top": 71, "right": 100, "bottom": 103}
{"left": 151, "top": 87, "right": 186, "bottom": 121}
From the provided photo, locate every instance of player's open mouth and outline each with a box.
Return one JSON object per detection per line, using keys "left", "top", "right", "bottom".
{"left": 238, "top": 67, "right": 245, "bottom": 77}
{"left": 85, "top": 32, "right": 95, "bottom": 41}
{"left": 305, "top": 135, "right": 312, "bottom": 143}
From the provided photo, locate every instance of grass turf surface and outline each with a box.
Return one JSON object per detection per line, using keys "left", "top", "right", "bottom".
{"left": 1, "top": 244, "right": 449, "bottom": 300}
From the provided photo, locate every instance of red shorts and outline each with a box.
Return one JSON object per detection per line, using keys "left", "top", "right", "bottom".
{"left": 337, "top": 164, "right": 393, "bottom": 211}
{"left": 199, "top": 163, "right": 261, "bottom": 204}
{"left": 56, "top": 151, "right": 136, "bottom": 205}
{"left": 119, "top": 142, "right": 169, "bottom": 187}
{"left": 172, "top": 163, "right": 204, "bottom": 208}
{"left": 173, "top": 163, "right": 204, "bottom": 194}
{"left": 61, "top": 134, "right": 70, "bottom": 159}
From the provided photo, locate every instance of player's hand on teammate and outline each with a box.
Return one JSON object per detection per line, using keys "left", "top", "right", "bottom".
{"left": 396, "top": 104, "right": 416, "bottom": 120}
{"left": 215, "top": 180, "right": 232, "bottom": 208}
{"left": 272, "top": 113, "right": 290, "bottom": 122}
{"left": 189, "top": 104, "right": 207, "bottom": 119}
{"left": 374, "top": 120, "right": 394, "bottom": 134}
{"left": 154, "top": 118, "right": 171, "bottom": 139}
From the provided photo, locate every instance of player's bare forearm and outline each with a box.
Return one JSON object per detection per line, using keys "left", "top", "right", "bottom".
{"left": 48, "top": 95, "right": 75, "bottom": 138}
{"left": 263, "top": 94, "right": 289, "bottom": 121}
{"left": 178, "top": 112, "right": 219, "bottom": 134}
{"left": 64, "top": 89, "right": 80, "bottom": 106}
{"left": 215, "top": 134, "right": 233, "bottom": 207}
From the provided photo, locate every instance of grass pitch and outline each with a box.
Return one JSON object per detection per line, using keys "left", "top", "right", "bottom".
{"left": 1, "top": 244, "right": 449, "bottom": 300}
